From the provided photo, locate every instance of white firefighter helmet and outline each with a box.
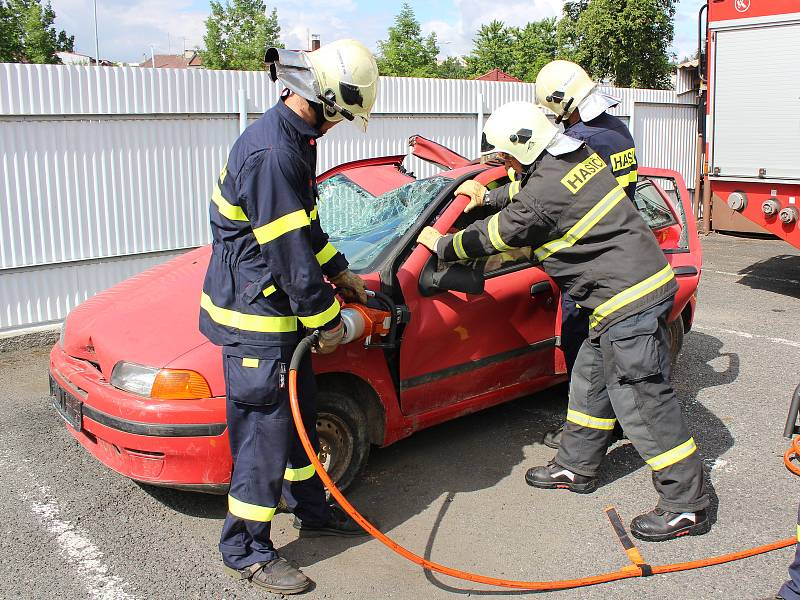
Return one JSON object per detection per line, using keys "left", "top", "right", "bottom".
{"left": 481, "top": 101, "right": 558, "bottom": 166}
{"left": 535, "top": 60, "right": 596, "bottom": 123}
{"left": 266, "top": 39, "right": 378, "bottom": 132}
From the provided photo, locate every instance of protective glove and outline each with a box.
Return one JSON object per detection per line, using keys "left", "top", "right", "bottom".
{"left": 417, "top": 226, "right": 443, "bottom": 253}
{"left": 331, "top": 269, "right": 368, "bottom": 304}
{"left": 316, "top": 322, "right": 344, "bottom": 354}
{"left": 455, "top": 180, "right": 487, "bottom": 213}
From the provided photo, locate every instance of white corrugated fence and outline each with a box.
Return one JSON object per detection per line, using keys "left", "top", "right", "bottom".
{"left": 0, "top": 63, "right": 698, "bottom": 335}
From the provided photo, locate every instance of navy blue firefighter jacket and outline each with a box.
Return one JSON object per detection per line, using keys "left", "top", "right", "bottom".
{"left": 199, "top": 99, "right": 348, "bottom": 348}
{"left": 564, "top": 111, "right": 638, "bottom": 201}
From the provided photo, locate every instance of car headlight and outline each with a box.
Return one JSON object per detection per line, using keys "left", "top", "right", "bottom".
{"left": 110, "top": 362, "right": 212, "bottom": 400}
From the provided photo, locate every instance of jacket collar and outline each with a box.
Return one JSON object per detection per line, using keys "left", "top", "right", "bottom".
{"left": 275, "top": 98, "right": 322, "bottom": 140}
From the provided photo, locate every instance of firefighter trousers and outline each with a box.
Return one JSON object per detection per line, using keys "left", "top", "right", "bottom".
{"left": 219, "top": 344, "right": 330, "bottom": 570}
{"left": 779, "top": 504, "right": 800, "bottom": 600}
{"left": 561, "top": 290, "right": 591, "bottom": 379}
{"left": 556, "top": 298, "right": 709, "bottom": 513}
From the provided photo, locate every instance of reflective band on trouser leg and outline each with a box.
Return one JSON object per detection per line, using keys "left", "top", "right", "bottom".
{"left": 201, "top": 292, "right": 298, "bottom": 332}
{"left": 297, "top": 299, "right": 341, "bottom": 329}
{"left": 567, "top": 409, "right": 617, "bottom": 431}
{"left": 262, "top": 284, "right": 277, "bottom": 297}
{"left": 488, "top": 213, "right": 514, "bottom": 252}
{"left": 590, "top": 264, "right": 675, "bottom": 329}
{"left": 228, "top": 494, "right": 277, "bottom": 522}
{"left": 646, "top": 438, "right": 697, "bottom": 471}
{"left": 212, "top": 184, "right": 248, "bottom": 221}
{"left": 797, "top": 524, "right": 800, "bottom": 542}
{"left": 253, "top": 209, "right": 311, "bottom": 244}
{"left": 534, "top": 186, "right": 626, "bottom": 261}
{"left": 453, "top": 231, "right": 469, "bottom": 260}
{"left": 315, "top": 242, "right": 338, "bottom": 266}
{"left": 284, "top": 454, "right": 322, "bottom": 482}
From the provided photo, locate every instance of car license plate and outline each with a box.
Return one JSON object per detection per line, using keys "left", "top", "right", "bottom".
{"left": 50, "top": 376, "right": 83, "bottom": 430}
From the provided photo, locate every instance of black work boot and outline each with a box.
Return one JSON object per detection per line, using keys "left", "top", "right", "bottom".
{"left": 525, "top": 461, "right": 598, "bottom": 493}
{"left": 630, "top": 507, "right": 711, "bottom": 542}
{"left": 543, "top": 422, "right": 625, "bottom": 449}
{"left": 293, "top": 504, "right": 369, "bottom": 537}
{"left": 224, "top": 557, "right": 311, "bottom": 594}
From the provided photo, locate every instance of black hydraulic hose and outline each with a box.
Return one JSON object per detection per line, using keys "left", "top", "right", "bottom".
{"left": 784, "top": 384, "right": 800, "bottom": 439}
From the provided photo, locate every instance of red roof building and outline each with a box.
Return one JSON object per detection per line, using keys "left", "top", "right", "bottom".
{"left": 474, "top": 68, "right": 522, "bottom": 82}
{"left": 140, "top": 51, "right": 203, "bottom": 69}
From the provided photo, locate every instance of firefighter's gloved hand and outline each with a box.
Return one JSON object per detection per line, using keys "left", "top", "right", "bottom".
{"left": 455, "top": 180, "right": 487, "bottom": 213}
{"left": 331, "top": 269, "right": 368, "bottom": 304}
{"left": 417, "top": 226, "right": 443, "bottom": 253}
{"left": 316, "top": 322, "right": 345, "bottom": 354}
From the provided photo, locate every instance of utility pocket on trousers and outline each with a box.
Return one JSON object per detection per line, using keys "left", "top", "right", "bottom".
{"left": 608, "top": 316, "right": 660, "bottom": 384}
{"left": 223, "top": 349, "right": 286, "bottom": 406}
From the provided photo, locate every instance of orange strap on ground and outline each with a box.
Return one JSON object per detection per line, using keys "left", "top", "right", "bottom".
{"left": 289, "top": 368, "right": 798, "bottom": 591}
{"left": 785, "top": 436, "right": 800, "bottom": 477}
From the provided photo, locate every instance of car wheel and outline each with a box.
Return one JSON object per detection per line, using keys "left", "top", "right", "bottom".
{"left": 315, "top": 389, "right": 370, "bottom": 492}
{"left": 667, "top": 317, "right": 684, "bottom": 362}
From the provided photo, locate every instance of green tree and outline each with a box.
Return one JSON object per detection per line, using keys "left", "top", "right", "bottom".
{"left": 464, "top": 20, "right": 513, "bottom": 77}
{"left": 556, "top": 0, "right": 588, "bottom": 60}
{"left": 376, "top": 3, "right": 439, "bottom": 77}
{"left": 56, "top": 29, "right": 74, "bottom": 52}
{"left": 436, "top": 56, "right": 468, "bottom": 79}
{"left": 201, "top": 0, "right": 282, "bottom": 71}
{"left": 0, "top": 0, "right": 72, "bottom": 63}
{"left": 508, "top": 18, "right": 557, "bottom": 81}
{"left": 566, "top": 0, "right": 676, "bottom": 89}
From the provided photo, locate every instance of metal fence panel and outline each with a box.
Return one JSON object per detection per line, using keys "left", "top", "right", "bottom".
{"left": 0, "top": 64, "right": 698, "bottom": 335}
{"left": 633, "top": 102, "right": 699, "bottom": 189}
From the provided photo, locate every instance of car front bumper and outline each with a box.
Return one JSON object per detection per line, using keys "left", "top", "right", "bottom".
{"left": 48, "top": 344, "right": 231, "bottom": 492}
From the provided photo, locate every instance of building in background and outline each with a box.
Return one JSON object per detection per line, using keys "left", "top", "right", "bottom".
{"left": 139, "top": 50, "right": 203, "bottom": 69}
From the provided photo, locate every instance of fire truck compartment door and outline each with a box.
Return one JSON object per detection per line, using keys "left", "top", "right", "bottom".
{"left": 711, "top": 22, "right": 800, "bottom": 180}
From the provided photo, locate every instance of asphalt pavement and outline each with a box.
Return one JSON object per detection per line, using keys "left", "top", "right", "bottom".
{"left": 1, "top": 233, "right": 799, "bottom": 600}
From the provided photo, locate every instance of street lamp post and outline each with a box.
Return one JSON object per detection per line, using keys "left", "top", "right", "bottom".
{"left": 93, "top": 0, "right": 100, "bottom": 65}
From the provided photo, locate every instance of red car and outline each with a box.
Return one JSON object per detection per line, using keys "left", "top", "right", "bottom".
{"left": 49, "top": 138, "right": 702, "bottom": 493}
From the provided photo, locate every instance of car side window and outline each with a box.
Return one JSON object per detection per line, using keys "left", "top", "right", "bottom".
{"left": 444, "top": 179, "right": 538, "bottom": 279}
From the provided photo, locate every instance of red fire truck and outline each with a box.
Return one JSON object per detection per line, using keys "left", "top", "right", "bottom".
{"left": 701, "top": 0, "right": 800, "bottom": 248}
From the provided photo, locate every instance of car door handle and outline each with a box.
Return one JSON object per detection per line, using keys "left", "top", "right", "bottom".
{"left": 530, "top": 282, "right": 552, "bottom": 297}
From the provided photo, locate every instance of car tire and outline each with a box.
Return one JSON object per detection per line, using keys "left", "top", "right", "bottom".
{"left": 667, "top": 317, "right": 684, "bottom": 363}
{"left": 315, "top": 389, "right": 370, "bottom": 492}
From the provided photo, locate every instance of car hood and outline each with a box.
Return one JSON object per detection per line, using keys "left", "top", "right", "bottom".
{"left": 63, "top": 247, "right": 211, "bottom": 376}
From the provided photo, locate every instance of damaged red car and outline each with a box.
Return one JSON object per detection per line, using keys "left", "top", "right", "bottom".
{"left": 49, "top": 137, "right": 702, "bottom": 493}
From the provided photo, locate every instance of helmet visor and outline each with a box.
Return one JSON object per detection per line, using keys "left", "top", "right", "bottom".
{"left": 266, "top": 48, "right": 319, "bottom": 103}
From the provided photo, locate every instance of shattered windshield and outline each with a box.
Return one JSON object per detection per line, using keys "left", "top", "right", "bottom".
{"left": 318, "top": 175, "right": 451, "bottom": 272}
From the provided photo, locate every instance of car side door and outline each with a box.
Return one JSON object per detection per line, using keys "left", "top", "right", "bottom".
{"left": 395, "top": 167, "right": 561, "bottom": 417}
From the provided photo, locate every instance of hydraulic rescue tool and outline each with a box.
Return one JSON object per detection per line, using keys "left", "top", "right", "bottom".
{"left": 289, "top": 311, "right": 800, "bottom": 591}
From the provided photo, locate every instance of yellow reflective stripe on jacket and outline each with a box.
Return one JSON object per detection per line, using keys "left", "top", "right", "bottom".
{"left": 616, "top": 170, "right": 639, "bottom": 188}
{"left": 212, "top": 185, "right": 248, "bottom": 222}
{"left": 589, "top": 264, "right": 675, "bottom": 329}
{"left": 453, "top": 231, "right": 468, "bottom": 260}
{"left": 262, "top": 285, "right": 277, "bottom": 297}
{"left": 797, "top": 524, "right": 800, "bottom": 542}
{"left": 508, "top": 180, "right": 521, "bottom": 201}
{"left": 297, "top": 298, "right": 340, "bottom": 329}
{"left": 534, "top": 185, "right": 627, "bottom": 262}
{"left": 488, "top": 213, "right": 514, "bottom": 252}
{"left": 646, "top": 438, "right": 697, "bottom": 471}
{"left": 201, "top": 292, "right": 297, "bottom": 332}
{"left": 567, "top": 409, "right": 617, "bottom": 431}
{"left": 228, "top": 494, "right": 277, "bottom": 522}
{"left": 253, "top": 209, "right": 310, "bottom": 244}
{"left": 309, "top": 206, "right": 318, "bottom": 221}
{"left": 315, "top": 242, "right": 338, "bottom": 266}
{"left": 284, "top": 462, "right": 316, "bottom": 482}
{"left": 220, "top": 162, "right": 228, "bottom": 183}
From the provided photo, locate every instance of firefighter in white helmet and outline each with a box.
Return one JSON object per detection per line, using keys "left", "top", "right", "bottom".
{"left": 199, "top": 39, "right": 378, "bottom": 594}
{"left": 417, "top": 101, "right": 710, "bottom": 542}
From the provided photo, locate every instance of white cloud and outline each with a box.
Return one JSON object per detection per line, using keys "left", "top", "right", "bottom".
{"left": 423, "top": 0, "right": 565, "bottom": 58}
{"left": 51, "top": 0, "right": 206, "bottom": 62}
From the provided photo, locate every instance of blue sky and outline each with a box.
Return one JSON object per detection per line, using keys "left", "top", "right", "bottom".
{"left": 52, "top": 0, "right": 706, "bottom": 68}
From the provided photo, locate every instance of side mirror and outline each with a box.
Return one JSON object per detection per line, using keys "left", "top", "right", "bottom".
{"left": 419, "top": 257, "right": 485, "bottom": 296}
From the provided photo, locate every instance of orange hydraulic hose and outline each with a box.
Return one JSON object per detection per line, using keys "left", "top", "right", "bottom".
{"left": 288, "top": 339, "right": 799, "bottom": 591}
{"left": 785, "top": 436, "right": 800, "bottom": 477}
